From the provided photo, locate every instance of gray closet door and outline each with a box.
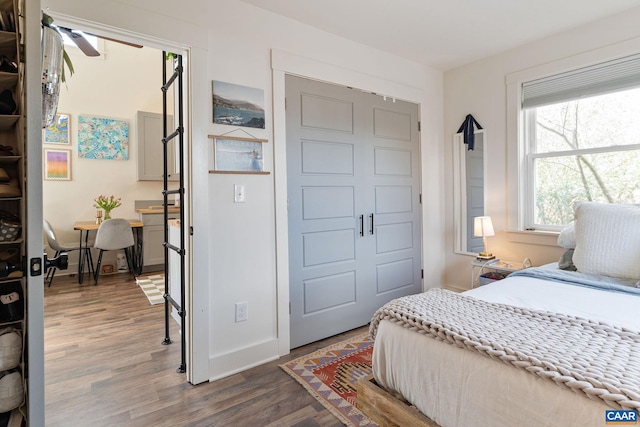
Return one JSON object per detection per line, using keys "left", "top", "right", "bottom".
{"left": 286, "top": 75, "right": 422, "bottom": 348}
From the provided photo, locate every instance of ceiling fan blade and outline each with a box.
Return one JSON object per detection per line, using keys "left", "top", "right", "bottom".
{"left": 57, "top": 26, "right": 101, "bottom": 57}
{"left": 94, "top": 34, "right": 143, "bottom": 49}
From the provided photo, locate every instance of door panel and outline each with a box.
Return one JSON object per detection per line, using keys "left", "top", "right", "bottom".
{"left": 302, "top": 229, "right": 355, "bottom": 266}
{"left": 302, "top": 187, "right": 354, "bottom": 219}
{"left": 373, "top": 108, "right": 412, "bottom": 140}
{"left": 301, "top": 140, "right": 354, "bottom": 174}
{"left": 376, "top": 258, "right": 415, "bottom": 293}
{"left": 368, "top": 91, "right": 422, "bottom": 314}
{"left": 374, "top": 148, "right": 412, "bottom": 176}
{"left": 304, "top": 271, "right": 356, "bottom": 313}
{"left": 375, "top": 185, "right": 412, "bottom": 214}
{"left": 376, "top": 222, "right": 413, "bottom": 253}
{"left": 287, "top": 75, "right": 422, "bottom": 348}
{"left": 301, "top": 94, "right": 354, "bottom": 132}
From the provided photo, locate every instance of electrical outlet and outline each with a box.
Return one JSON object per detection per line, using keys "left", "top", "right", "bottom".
{"left": 235, "top": 302, "right": 248, "bottom": 322}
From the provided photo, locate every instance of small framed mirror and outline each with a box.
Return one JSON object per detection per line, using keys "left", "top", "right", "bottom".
{"left": 453, "top": 129, "right": 486, "bottom": 255}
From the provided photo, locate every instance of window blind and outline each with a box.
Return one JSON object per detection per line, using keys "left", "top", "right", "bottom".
{"left": 522, "top": 53, "right": 640, "bottom": 108}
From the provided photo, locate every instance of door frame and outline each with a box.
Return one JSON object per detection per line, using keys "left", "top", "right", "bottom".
{"left": 34, "top": 11, "right": 206, "bottom": 384}
{"left": 271, "top": 49, "right": 427, "bottom": 355}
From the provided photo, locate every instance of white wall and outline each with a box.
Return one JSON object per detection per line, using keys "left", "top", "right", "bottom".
{"left": 41, "top": 0, "right": 445, "bottom": 383}
{"left": 43, "top": 40, "right": 165, "bottom": 271}
{"left": 443, "top": 6, "right": 640, "bottom": 290}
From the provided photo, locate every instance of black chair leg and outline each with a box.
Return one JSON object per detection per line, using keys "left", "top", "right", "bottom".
{"left": 94, "top": 250, "right": 104, "bottom": 285}
{"left": 86, "top": 248, "right": 95, "bottom": 279}
{"left": 45, "top": 250, "right": 61, "bottom": 287}
{"left": 124, "top": 247, "right": 135, "bottom": 279}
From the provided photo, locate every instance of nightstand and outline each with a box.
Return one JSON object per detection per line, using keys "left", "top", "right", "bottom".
{"left": 470, "top": 258, "right": 532, "bottom": 288}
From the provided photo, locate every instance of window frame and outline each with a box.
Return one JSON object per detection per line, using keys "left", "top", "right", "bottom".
{"left": 506, "top": 41, "right": 640, "bottom": 241}
{"left": 523, "top": 107, "right": 640, "bottom": 231}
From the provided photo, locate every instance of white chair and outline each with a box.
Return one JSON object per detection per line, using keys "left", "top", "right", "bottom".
{"left": 43, "top": 220, "right": 85, "bottom": 287}
{"left": 93, "top": 219, "right": 135, "bottom": 285}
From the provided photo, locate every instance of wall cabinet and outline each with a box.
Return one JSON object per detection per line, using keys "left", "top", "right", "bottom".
{"left": 136, "top": 111, "right": 178, "bottom": 181}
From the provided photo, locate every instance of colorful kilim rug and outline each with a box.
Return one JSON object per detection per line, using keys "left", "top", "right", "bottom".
{"left": 135, "top": 274, "right": 165, "bottom": 305}
{"left": 280, "top": 333, "right": 378, "bottom": 426}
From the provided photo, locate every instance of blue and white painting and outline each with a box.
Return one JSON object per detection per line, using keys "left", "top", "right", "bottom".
{"left": 215, "top": 138, "right": 263, "bottom": 172}
{"left": 77, "top": 115, "right": 129, "bottom": 160}
{"left": 213, "top": 81, "right": 265, "bottom": 129}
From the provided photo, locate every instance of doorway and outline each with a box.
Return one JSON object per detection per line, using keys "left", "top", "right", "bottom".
{"left": 285, "top": 75, "right": 423, "bottom": 348}
{"left": 40, "top": 12, "right": 194, "bottom": 393}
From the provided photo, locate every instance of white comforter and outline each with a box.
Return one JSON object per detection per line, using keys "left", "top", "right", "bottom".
{"left": 372, "top": 274, "right": 640, "bottom": 427}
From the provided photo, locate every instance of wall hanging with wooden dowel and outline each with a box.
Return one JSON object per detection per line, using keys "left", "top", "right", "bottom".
{"left": 208, "top": 131, "right": 269, "bottom": 175}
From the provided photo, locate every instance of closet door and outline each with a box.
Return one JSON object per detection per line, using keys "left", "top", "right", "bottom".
{"left": 286, "top": 75, "right": 422, "bottom": 348}
{"left": 363, "top": 92, "right": 422, "bottom": 314}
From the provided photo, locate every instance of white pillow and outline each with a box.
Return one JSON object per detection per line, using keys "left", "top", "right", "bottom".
{"left": 572, "top": 202, "right": 640, "bottom": 279}
{"left": 557, "top": 221, "right": 576, "bottom": 248}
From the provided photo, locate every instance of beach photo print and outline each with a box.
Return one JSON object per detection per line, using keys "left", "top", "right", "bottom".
{"left": 212, "top": 81, "right": 265, "bottom": 129}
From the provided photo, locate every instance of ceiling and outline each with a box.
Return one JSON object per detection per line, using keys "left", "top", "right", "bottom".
{"left": 239, "top": 0, "right": 640, "bottom": 70}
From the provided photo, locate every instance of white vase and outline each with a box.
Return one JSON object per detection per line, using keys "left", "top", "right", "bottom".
{"left": 42, "top": 26, "right": 63, "bottom": 128}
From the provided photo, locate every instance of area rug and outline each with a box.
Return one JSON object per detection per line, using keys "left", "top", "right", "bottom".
{"left": 135, "top": 274, "right": 165, "bottom": 305}
{"left": 280, "top": 332, "right": 377, "bottom": 426}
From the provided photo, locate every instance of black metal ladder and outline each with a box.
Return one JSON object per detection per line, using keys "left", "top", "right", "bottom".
{"left": 161, "top": 52, "right": 186, "bottom": 374}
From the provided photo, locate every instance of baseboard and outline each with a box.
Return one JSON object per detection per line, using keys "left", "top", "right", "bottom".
{"left": 208, "top": 338, "right": 279, "bottom": 381}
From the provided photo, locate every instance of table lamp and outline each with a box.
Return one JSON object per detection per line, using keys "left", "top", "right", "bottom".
{"left": 474, "top": 216, "right": 495, "bottom": 260}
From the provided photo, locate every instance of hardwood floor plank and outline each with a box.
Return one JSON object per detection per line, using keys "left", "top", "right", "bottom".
{"left": 45, "top": 273, "right": 368, "bottom": 426}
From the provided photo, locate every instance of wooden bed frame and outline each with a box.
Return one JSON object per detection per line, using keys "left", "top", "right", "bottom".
{"left": 357, "top": 376, "right": 440, "bottom": 427}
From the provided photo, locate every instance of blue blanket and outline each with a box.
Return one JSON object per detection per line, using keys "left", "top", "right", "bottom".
{"left": 509, "top": 266, "right": 640, "bottom": 297}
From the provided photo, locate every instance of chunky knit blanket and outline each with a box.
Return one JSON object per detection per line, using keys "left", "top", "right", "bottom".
{"left": 369, "top": 289, "right": 640, "bottom": 410}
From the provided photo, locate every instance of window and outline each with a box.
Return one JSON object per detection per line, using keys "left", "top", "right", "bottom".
{"left": 521, "top": 54, "right": 640, "bottom": 230}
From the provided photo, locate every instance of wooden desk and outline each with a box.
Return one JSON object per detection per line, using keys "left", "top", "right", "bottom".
{"left": 74, "top": 219, "right": 144, "bottom": 284}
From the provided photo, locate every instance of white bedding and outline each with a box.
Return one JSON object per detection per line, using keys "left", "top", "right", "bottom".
{"left": 372, "top": 274, "right": 640, "bottom": 427}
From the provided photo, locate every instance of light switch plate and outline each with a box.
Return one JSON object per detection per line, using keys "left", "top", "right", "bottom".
{"left": 234, "top": 184, "right": 245, "bottom": 203}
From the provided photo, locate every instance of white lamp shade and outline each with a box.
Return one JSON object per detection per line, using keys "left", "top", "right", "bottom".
{"left": 474, "top": 216, "right": 495, "bottom": 237}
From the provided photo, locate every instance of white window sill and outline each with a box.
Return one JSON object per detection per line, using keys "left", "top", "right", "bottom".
{"left": 507, "top": 229, "right": 559, "bottom": 247}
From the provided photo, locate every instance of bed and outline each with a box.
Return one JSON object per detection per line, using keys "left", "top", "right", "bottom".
{"left": 361, "top": 202, "right": 640, "bottom": 427}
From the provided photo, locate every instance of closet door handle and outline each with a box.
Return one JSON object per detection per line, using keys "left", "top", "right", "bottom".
{"left": 359, "top": 215, "right": 364, "bottom": 236}
{"left": 369, "top": 213, "right": 374, "bottom": 235}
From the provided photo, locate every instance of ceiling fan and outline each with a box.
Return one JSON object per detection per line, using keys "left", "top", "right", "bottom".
{"left": 42, "top": 12, "right": 143, "bottom": 57}
{"left": 56, "top": 26, "right": 144, "bottom": 57}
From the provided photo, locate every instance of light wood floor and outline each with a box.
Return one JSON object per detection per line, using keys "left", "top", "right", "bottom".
{"left": 44, "top": 272, "right": 367, "bottom": 426}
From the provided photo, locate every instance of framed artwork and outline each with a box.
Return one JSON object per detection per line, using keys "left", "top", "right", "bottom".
{"left": 77, "top": 115, "right": 129, "bottom": 160}
{"left": 43, "top": 113, "right": 71, "bottom": 145}
{"left": 209, "top": 135, "right": 269, "bottom": 174}
{"left": 44, "top": 148, "right": 72, "bottom": 180}
{"left": 212, "top": 81, "right": 265, "bottom": 128}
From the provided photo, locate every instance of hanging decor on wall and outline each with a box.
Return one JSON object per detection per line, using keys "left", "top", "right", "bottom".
{"left": 457, "top": 114, "right": 483, "bottom": 150}
{"left": 43, "top": 113, "right": 70, "bottom": 145}
{"left": 208, "top": 134, "right": 269, "bottom": 174}
{"left": 77, "top": 115, "right": 129, "bottom": 160}
{"left": 212, "top": 80, "right": 265, "bottom": 129}
{"left": 44, "top": 148, "right": 72, "bottom": 180}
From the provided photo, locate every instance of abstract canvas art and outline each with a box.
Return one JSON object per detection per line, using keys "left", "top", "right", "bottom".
{"left": 43, "top": 113, "right": 70, "bottom": 145}
{"left": 77, "top": 115, "right": 129, "bottom": 160}
{"left": 44, "top": 148, "right": 71, "bottom": 180}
